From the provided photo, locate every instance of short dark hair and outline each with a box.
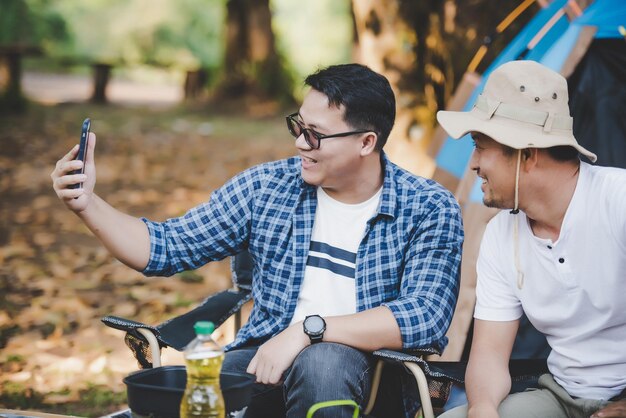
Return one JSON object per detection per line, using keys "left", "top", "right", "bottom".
{"left": 545, "top": 145, "right": 579, "bottom": 162}
{"left": 304, "top": 63, "right": 396, "bottom": 151}
{"left": 501, "top": 144, "right": 579, "bottom": 162}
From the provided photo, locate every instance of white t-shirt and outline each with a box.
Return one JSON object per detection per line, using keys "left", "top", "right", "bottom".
{"left": 290, "top": 186, "right": 382, "bottom": 325}
{"left": 475, "top": 162, "right": 626, "bottom": 400}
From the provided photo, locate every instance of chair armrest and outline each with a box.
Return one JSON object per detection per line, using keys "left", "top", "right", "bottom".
{"left": 372, "top": 349, "right": 442, "bottom": 418}
{"left": 101, "top": 288, "right": 252, "bottom": 369}
{"left": 101, "top": 315, "right": 162, "bottom": 344}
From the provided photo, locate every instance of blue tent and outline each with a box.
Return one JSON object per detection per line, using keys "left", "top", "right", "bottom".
{"left": 433, "top": 0, "right": 626, "bottom": 204}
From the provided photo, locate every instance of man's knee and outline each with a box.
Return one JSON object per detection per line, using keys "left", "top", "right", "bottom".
{"left": 284, "top": 343, "right": 373, "bottom": 416}
{"left": 223, "top": 347, "right": 257, "bottom": 375}
{"left": 439, "top": 389, "right": 567, "bottom": 418}
{"left": 288, "top": 343, "right": 371, "bottom": 388}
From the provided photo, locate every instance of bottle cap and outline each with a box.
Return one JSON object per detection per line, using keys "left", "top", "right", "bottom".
{"left": 194, "top": 321, "right": 215, "bottom": 335}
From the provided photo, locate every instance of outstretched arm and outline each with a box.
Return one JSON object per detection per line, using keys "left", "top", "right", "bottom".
{"left": 51, "top": 133, "right": 151, "bottom": 270}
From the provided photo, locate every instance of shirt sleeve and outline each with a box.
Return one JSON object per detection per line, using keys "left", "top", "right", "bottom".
{"left": 141, "top": 166, "right": 261, "bottom": 277}
{"left": 382, "top": 191, "right": 464, "bottom": 351}
{"left": 474, "top": 216, "right": 523, "bottom": 321}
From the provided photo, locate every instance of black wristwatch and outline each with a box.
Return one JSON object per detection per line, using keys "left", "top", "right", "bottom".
{"left": 303, "top": 315, "right": 326, "bottom": 344}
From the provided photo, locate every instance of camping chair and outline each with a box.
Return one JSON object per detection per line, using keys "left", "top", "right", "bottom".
{"left": 102, "top": 253, "right": 254, "bottom": 369}
{"left": 102, "top": 251, "right": 548, "bottom": 418}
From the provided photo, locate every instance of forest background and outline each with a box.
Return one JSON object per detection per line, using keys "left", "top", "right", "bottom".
{"left": 0, "top": 0, "right": 534, "bottom": 415}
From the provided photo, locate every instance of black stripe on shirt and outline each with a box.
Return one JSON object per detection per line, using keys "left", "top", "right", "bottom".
{"left": 307, "top": 255, "right": 355, "bottom": 279}
{"left": 309, "top": 241, "right": 357, "bottom": 264}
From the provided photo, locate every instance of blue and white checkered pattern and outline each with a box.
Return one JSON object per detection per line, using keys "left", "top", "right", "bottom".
{"left": 142, "top": 154, "right": 463, "bottom": 352}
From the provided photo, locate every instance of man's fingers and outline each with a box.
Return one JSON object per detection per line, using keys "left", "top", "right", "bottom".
{"left": 254, "top": 362, "right": 267, "bottom": 384}
{"left": 53, "top": 151, "right": 82, "bottom": 175}
{"left": 52, "top": 145, "right": 77, "bottom": 174}
{"left": 52, "top": 160, "right": 83, "bottom": 185}
{"left": 268, "top": 368, "right": 282, "bottom": 385}
{"left": 60, "top": 174, "right": 87, "bottom": 189}
{"left": 63, "top": 144, "right": 80, "bottom": 162}
{"left": 57, "top": 186, "right": 84, "bottom": 200}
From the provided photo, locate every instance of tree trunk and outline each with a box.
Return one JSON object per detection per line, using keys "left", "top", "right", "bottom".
{"left": 91, "top": 63, "right": 111, "bottom": 104}
{"left": 351, "top": 0, "right": 439, "bottom": 178}
{"left": 0, "top": 51, "right": 27, "bottom": 112}
{"left": 217, "top": 0, "right": 293, "bottom": 104}
{"left": 184, "top": 69, "right": 208, "bottom": 100}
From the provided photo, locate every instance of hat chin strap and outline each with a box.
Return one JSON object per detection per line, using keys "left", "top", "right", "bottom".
{"left": 510, "top": 149, "right": 521, "bottom": 215}
{"left": 510, "top": 149, "right": 525, "bottom": 289}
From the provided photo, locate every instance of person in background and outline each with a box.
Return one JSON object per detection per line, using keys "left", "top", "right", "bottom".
{"left": 437, "top": 60, "right": 626, "bottom": 418}
{"left": 51, "top": 63, "right": 464, "bottom": 418}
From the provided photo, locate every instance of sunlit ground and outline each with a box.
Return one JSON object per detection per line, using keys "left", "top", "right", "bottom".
{"left": 21, "top": 72, "right": 183, "bottom": 108}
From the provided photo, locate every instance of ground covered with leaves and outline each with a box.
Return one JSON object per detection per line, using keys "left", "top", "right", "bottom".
{"left": 0, "top": 101, "right": 293, "bottom": 416}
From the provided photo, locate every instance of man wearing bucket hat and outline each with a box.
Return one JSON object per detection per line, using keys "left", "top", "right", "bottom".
{"left": 437, "top": 60, "right": 626, "bottom": 418}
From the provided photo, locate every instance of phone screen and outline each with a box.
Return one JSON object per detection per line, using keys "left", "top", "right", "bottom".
{"left": 69, "top": 118, "right": 91, "bottom": 189}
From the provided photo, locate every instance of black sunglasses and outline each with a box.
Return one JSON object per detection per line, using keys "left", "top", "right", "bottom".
{"left": 286, "top": 112, "right": 374, "bottom": 150}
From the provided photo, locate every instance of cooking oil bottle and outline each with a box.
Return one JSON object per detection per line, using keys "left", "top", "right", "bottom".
{"left": 180, "top": 321, "right": 225, "bottom": 418}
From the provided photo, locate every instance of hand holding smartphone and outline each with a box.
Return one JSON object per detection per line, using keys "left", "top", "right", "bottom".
{"left": 69, "top": 118, "right": 91, "bottom": 189}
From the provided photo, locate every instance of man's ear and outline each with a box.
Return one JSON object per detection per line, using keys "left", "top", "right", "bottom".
{"left": 360, "top": 133, "right": 378, "bottom": 156}
{"left": 521, "top": 148, "right": 538, "bottom": 171}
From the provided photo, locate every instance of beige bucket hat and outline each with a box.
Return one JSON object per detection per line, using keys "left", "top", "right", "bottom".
{"left": 437, "top": 60, "right": 597, "bottom": 162}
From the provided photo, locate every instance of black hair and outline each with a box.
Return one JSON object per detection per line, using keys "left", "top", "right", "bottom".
{"left": 545, "top": 145, "right": 579, "bottom": 162}
{"left": 304, "top": 63, "right": 396, "bottom": 151}
{"left": 501, "top": 144, "right": 579, "bottom": 162}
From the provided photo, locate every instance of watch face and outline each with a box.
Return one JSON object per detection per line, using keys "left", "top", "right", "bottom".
{"left": 305, "top": 315, "right": 325, "bottom": 334}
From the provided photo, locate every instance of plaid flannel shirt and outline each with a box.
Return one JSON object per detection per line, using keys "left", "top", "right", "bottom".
{"left": 142, "top": 154, "right": 463, "bottom": 353}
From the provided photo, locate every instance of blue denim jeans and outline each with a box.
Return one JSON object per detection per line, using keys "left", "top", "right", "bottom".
{"left": 223, "top": 342, "right": 402, "bottom": 418}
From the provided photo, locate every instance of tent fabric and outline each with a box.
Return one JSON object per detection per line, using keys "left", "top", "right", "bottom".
{"left": 576, "top": 0, "right": 626, "bottom": 39}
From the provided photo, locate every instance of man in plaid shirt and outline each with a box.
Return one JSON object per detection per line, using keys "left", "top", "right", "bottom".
{"left": 52, "top": 64, "right": 463, "bottom": 418}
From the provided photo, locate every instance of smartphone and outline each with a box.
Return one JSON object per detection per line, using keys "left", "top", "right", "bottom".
{"left": 69, "top": 118, "right": 91, "bottom": 189}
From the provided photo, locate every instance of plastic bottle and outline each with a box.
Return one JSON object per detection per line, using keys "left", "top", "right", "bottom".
{"left": 180, "top": 321, "right": 225, "bottom": 418}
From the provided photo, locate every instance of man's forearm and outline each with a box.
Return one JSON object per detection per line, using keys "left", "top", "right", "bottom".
{"left": 323, "top": 306, "right": 403, "bottom": 351}
{"left": 464, "top": 319, "right": 519, "bottom": 418}
{"left": 77, "top": 194, "right": 151, "bottom": 271}
{"left": 465, "top": 354, "right": 512, "bottom": 418}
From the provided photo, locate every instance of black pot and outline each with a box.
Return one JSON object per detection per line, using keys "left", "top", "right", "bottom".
{"left": 124, "top": 365, "right": 254, "bottom": 418}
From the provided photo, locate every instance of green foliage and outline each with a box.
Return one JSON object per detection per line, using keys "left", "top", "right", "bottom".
{"left": 47, "top": 0, "right": 225, "bottom": 69}
{"left": 0, "top": 382, "right": 45, "bottom": 410}
{"left": 177, "top": 270, "right": 204, "bottom": 284}
{"left": 150, "top": 0, "right": 225, "bottom": 70}
{"left": 0, "top": 0, "right": 70, "bottom": 47}
{"left": 77, "top": 384, "right": 127, "bottom": 411}
{"left": 0, "top": 382, "right": 126, "bottom": 415}
{"left": 272, "top": 0, "right": 353, "bottom": 99}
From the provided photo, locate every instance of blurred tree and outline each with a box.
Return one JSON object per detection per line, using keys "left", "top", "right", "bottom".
{"left": 48, "top": 0, "right": 293, "bottom": 104}
{"left": 0, "top": 0, "right": 69, "bottom": 111}
{"left": 272, "top": 0, "right": 353, "bottom": 102}
{"left": 145, "top": 0, "right": 226, "bottom": 100}
{"left": 48, "top": 0, "right": 226, "bottom": 102}
{"left": 214, "top": 0, "right": 295, "bottom": 105}
{"left": 352, "top": 0, "right": 535, "bottom": 176}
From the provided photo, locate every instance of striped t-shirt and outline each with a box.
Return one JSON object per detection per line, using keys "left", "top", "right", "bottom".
{"left": 290, "top": 186, "right": 382, "bottom": 325}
